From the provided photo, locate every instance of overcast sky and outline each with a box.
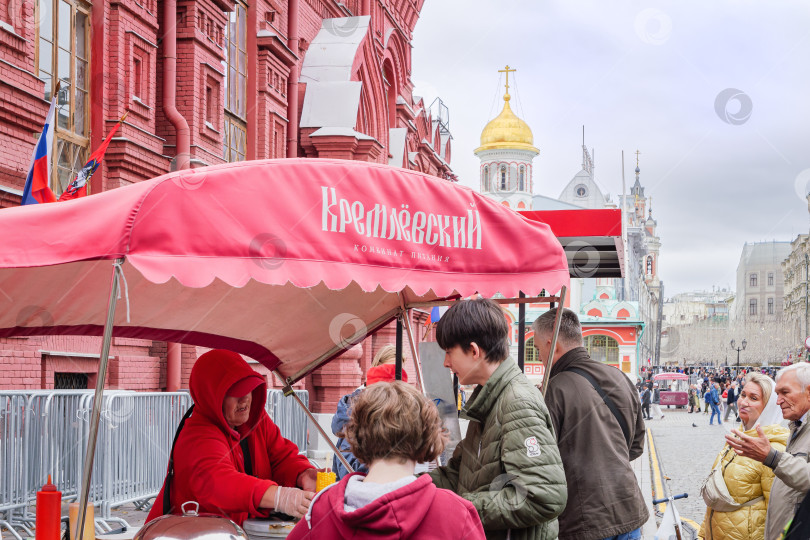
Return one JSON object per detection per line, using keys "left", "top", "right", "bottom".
{"left": 410, "top": 0, "right": 810, "bottom": 297}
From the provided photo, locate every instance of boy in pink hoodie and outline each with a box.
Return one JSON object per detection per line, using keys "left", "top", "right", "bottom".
{"left": 288, "top": 381, "right": 485, "bottom": 539}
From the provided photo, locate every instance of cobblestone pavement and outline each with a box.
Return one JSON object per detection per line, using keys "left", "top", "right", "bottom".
{"left": 646, "top": 406, "right": 734, "bottom": 529}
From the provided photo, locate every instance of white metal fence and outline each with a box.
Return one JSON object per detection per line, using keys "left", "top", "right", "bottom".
{"left": 0, "top": 389, "right": 308, "bottom": 540}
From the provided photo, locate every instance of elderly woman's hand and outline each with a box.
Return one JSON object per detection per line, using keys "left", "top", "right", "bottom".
{"left": 260, "top": 485, "right": 314, "bottom": 519}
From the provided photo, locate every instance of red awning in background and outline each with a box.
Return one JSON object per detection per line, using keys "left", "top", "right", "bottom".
{"left": 520, "top": 209, "right": 625, "bottom": 279}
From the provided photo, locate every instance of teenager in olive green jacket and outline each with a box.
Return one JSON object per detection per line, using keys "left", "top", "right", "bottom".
{"left": 428, "top": 299, "right": 567, "bottom": 540}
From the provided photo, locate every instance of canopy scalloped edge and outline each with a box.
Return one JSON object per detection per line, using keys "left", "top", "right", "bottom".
{"left": 126, "top": 255, "right": 570, "bottom": 298}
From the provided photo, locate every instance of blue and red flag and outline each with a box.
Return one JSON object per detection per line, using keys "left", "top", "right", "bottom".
{"left": 21, "top": 94, "right": 58, "bottom": 205}
{"left": 59, "top": 112, "right": 126, "bottom": 201}
{"left": 424, "top": 306, "right": 448, "bottom": 326}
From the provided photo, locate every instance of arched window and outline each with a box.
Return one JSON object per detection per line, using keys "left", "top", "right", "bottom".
{"left": 587, "top": 308, "right": 602, "bottom": 317}
{"left": 584, "top": 335, "right": 619, "bottom": 365}
{"left": 616, "top": 308, "right": 630, "bottom": 320}
{"left": 525, "top": 337, "right": 538, "bottom": 363}
{"left": 500, "top": 165, "right": 507, "bottom": 190}
{"left": 483, "top": 165, "right": 490, "bottom": 191}
{"left": 519, "top": 165, "right": 525, "bottom": 191}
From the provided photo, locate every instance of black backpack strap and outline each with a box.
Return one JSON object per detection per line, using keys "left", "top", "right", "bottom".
{"left": 240, "top": 437, "right": 253, "bottom": 476}
{"left": 566, "top": 368, "right": 631, "bottom": 450}
{"left": 162, "top": 404, "right": 195, "bottom": 515}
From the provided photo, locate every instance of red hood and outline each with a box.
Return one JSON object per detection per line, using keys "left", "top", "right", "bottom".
{"left": 189, "top": 349, "right": 267, "bottom": 438}
{"left": 307, "top": 473, "right": 437, "bottom": 535}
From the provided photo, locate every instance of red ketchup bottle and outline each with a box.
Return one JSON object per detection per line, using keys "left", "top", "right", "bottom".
{"left": 36, "top": 474, "right": 62, "bottom": 540}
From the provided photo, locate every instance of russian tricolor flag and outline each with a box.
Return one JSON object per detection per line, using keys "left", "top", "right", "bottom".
{"left": 21, "top": 95, "right": 58, "bottom": 205}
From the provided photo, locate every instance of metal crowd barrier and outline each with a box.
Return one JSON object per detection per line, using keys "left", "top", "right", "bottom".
{"left": 96, "top": 392, "right": 193, "bottom": 524}
{"left": 266, "top": 389, "right": 309, "bottom": 454}
{"left": 0, "top": 393, "right": 30, "bottom": 538}
{"left": 0, "top": 388, "right": 309, "bottom": 540}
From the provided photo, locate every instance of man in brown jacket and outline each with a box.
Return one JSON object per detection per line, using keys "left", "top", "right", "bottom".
{"left": 533, "top": 308, "right": 648, "bottom": 540}
{"left": 725, "top": 362, "right": 810, "bottom": 540}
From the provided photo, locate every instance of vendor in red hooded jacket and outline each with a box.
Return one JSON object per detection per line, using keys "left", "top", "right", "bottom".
{"left": 146, "top": 349, "right": 317, "bottom": 525}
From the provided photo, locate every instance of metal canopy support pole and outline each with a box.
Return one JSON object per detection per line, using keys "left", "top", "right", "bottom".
{"left": 276, "top": 372, "right": 354, "bottom": 473}
{"left": 395, "top": 315, "right": 403, "bottom": 381}
{"left": 518, "top": 292, "right": 526, "bottom": 371}
{"left": 402, "top": 309, "right": 426, "bottom": 394}
{"left": 76, "top": 258, "right": 123, "bottom": 540}
{"left": 398, "top": 293, "right": 426, "bottom": 394}
{"left": 541, "top": 286, "right": 567, "bottom": 393}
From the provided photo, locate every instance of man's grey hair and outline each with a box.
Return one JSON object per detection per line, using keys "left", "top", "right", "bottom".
{"left": 776, "top": 363, "right": 810, "bottom": 389}
{"left": 532, "top": 308, "right": 583, "bottom": 347}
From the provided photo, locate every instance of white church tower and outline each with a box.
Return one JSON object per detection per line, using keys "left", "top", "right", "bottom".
{"left": 475, "top": 66, "right": 538, "bottom": 210}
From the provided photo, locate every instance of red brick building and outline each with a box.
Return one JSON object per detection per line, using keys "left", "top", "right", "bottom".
{"left": 0, "top": 0, "right": 452, "bottom": 411}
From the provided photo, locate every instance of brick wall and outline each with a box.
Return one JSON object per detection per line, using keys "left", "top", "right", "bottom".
{"left": 0, "top": 0, "right": 446, "bottom": 405}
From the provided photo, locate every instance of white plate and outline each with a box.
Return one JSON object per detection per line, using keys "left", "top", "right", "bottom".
{"left": 242, "top": 519, "right": 295, "bottom": 538}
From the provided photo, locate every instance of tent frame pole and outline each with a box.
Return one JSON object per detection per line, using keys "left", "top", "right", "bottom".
{"left": 76, "top": 258, "right": 123, "bottom": 540}
{"left": 402, "top": 309, "right": 426, "bottom": 394}
{"left": 541, "top": 286, "right": 568, "bottom": 393}
{"left": 518, "top": 291, "right": 526, "bottom": 371}
{"left": 397, "top": 293, "right": 426, "bottom": 394}
{"left": 276, "top": 371, "right": 354, "bottom": 473}
{"left": 395, "top": 317, "right": 403, "bottom": 381}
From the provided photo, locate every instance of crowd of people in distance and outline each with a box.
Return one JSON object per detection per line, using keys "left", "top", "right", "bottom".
{"left": 144, "top": 300, "right": 810, "bottom": 540}
{"left": 635, "top": 361, "right": 810, "bottom": 539}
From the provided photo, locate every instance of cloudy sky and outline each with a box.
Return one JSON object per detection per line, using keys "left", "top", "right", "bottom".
{"left": 410, "top": 0, "right": 810, "bottom": 297}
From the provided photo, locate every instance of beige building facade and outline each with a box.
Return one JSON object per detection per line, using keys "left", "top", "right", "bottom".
{"left": 734, "top": 241, "right": 791, "bottom": 323}
{"left": 782, "top": 234, "right": 810, "bottom": 344}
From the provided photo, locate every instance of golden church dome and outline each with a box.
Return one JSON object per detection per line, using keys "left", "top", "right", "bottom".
{"left": 475, "top": 93, "right": 539, "bottom": 154}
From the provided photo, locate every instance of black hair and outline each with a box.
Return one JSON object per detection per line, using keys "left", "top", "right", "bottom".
{"left": 435, "top": 298, "right": 509, "bottom": 364}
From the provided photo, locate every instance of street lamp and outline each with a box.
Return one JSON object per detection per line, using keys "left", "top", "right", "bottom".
{"left": 731, "top": 339, "right": 747, "bottom": 373}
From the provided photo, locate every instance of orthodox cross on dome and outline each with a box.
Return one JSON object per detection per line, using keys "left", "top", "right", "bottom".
{"left": 635, "top": 149, "right": 641, "bottom": 168}
{"left": 498, "top": 65, "right": 516, "bottom": 98}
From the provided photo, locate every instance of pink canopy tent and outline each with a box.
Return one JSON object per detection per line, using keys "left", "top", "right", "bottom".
{"left": 0, "top": 158, "right": 569, "bottom": 536}
{"left": 653, "top": 373, "right": 689, "bottom": 381}
{"left": 1, "top": 158, "right": 568, "bottom": 381}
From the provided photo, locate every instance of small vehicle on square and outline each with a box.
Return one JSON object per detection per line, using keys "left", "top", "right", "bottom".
{"left": 653, "top": 372, "right": 689, "bottom": 407}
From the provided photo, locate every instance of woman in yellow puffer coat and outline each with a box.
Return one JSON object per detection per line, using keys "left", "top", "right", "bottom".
{"left": 699, "top": 373, "right": 789, "bottom": 540}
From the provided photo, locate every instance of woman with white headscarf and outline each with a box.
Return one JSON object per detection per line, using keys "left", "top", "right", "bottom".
{"left": 698, "top": 373, "right": 789, "bottom": 540}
